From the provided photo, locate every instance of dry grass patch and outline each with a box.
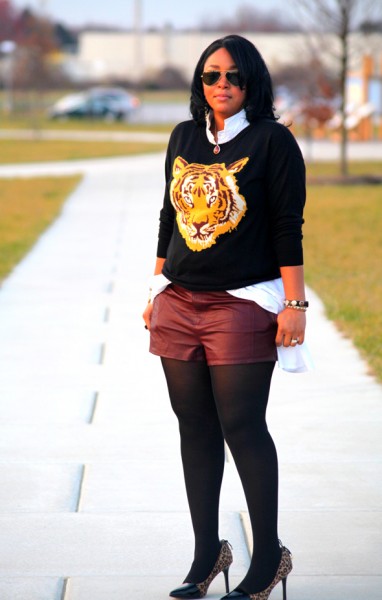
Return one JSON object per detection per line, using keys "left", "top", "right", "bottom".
{"left": 306, "top": 160, "right": 382, "bottom": 179}
{"left": 0, "top": 139, "right": 167, "bottom": 164}
{"left": 304, "top": 180, "right": 382, "bottom": 381}
{"left": 0, "top": 176, "right": 81, "bottom": 281}
{"left": 0, "top": 118, "right": 173, "bottom": 132}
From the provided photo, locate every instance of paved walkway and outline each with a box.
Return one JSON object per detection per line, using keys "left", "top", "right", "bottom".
{"left": 0, "top": 152, "right": 381, "bottom": 600}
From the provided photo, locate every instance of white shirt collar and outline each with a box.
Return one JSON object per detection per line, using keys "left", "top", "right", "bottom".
{"left": 206, "top": 108, "right": 249, "bottom": 146}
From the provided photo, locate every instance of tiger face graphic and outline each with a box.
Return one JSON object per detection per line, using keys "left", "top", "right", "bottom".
{"left": 170, "top": 156, "right": 249, "bottom": 251}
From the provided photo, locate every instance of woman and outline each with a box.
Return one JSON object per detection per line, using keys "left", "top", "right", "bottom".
{"left": 143, "top": 34, "right": 308, "bottom": 600}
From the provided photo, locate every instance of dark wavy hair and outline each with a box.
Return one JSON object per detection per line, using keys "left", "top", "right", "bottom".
{"left": 190, "top": 34, "right": 277, "bottom": 126}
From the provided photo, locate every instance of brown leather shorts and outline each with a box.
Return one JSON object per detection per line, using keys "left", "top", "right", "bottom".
{"left": 149, "top": 284, "right": 277, "bottom": 365}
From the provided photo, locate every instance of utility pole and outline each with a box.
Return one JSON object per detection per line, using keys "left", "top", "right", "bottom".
{"left": 39, "top": 0, "right": 49, "bottom": 16}
{"left": 134, "top": 0, "right": 143, "bottom": 83}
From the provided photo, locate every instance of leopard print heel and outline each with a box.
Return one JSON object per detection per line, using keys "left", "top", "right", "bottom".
{"left": 169, "top": 539, "right": 233, "bottom": 599}
{"left": 221, "top": 544, "right": 293, "bottom": 600}
{"left": 247, "top": 546, "right": 292, "bottom": 600}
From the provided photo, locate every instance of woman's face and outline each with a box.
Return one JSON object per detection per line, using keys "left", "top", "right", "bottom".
{"left": 202, "top": 47, "right": 246, "bottom": 124}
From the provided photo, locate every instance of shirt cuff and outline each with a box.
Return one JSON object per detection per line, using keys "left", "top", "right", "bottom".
{"left": 148, "top": 273, "right": 171, "bottom": 301}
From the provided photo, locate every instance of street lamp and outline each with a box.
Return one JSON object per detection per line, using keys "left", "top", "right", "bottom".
{"left": 0, "top": 40, "right": 16, "bottom": 114}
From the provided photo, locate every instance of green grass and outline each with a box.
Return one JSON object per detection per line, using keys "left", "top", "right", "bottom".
{"left": 0, "top": 176, "right": 81, "bottom": 281}
{"left": 304, "top": 168, "right": 382, "bottom": 381}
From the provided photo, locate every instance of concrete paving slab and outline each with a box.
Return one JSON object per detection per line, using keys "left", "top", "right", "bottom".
{"left": 91, "top": 360, "right": 174, "bottom": 425}
{"left": 78, "top": 457, "right": 246, "bottom": 514}
{"left": 270, "top": 416, "right": 382, "bottom": 464}
{"left": 0, "top": 423, "right": 182, "bottom": 463}
{"left": 0, "top": 338, "right": 103, "bottom": 368}
{"left": 242, "top": 511, "right": 382, "bottom": 575}
{"left": 0, "top": 577, "right": 63, "bottom": 600}
{"left": 0, "top": 464, "right": 82, "bottom": 512}
{"left": 0, "top": 512, "right": 248, "bottom": 577}
{"left": 65, "top": 576, "right": 244, "bottom": 600}
{"left": 287, "top": 576, "right": 382, "bottom": 600}
{"left": 60, "top": 574, "right": 382, "bottom": 600}
{"left": 0, "top": 364, "right": 103, "bottom": 395}
{"left": 279, "top": 461, "right": 382, "bottom": 510}
{"left": 78, "top": 460, "right": 187, "bottom": 512}
{"left": 0, "top": 388, "right": 96, "bottom": 425}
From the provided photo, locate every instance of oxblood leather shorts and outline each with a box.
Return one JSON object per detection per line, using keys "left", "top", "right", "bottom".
{"left": 149, "top": 284, "right": 277, "bottom": 365}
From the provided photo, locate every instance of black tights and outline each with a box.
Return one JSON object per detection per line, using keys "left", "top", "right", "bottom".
{"left": 161, "top": 358, "right": 281, "bottom": 593}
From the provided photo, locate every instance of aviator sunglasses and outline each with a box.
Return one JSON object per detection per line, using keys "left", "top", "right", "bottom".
{"left": 201, "top": 70, "right": 241, "bottom": 87}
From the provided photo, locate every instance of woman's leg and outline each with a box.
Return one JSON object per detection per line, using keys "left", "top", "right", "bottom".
{"left": 210, "top": 362, "right": 281, "bottom": 593}
{"left": 161, "top": 357, "right": 225, "bottom": 582}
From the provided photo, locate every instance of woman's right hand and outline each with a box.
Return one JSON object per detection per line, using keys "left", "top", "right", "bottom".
{"left": 143, "top": 258, "right": 166, "bottom": 330}
{"left": 142, "top": 302, "right": 153, "bottom": 331}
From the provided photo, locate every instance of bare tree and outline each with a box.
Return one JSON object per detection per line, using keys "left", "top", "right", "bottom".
{"left": 201, "top": 3, "right": 297, "bottom": 33}
{"left": 13, "top": 8, "right": 58, "bottom": 99}
{"left": 274, "top": 58, "right": 339, "bottom": 140}
{"left": 0, "top": 0, "right": 17, "bottom": 41}
{"left": 293, "top": 0, "right": 381, "bottom": 176}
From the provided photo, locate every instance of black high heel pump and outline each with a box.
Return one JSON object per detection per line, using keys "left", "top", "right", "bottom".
{"left": 169, "top": 540, "right": 233, "bottom": 599}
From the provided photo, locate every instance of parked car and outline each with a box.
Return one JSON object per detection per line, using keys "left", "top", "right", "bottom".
{"left": 48, "top": 87, "right": 140, "bottom": 121}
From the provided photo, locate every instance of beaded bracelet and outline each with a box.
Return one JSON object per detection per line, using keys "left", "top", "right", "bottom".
{"left": 283, "top": 299, "right": 309, "bottom": 311}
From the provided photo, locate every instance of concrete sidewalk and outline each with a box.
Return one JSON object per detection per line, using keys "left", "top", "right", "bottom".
{"left": 0, "top": 153, "right": 381, "bottom": 600}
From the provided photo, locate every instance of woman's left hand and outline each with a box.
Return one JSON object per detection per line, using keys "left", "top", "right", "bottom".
{"left": 275, "top": 308, "right": 306, "bottom": 347}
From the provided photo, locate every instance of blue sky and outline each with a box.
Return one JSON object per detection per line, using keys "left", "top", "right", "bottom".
{"left": 11, "top": 0, "right": 293, "bottom": 29}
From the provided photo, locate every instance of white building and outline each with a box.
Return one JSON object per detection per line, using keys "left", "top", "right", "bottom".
{"left": 72, "top": 29, "right": 382, "bottom": 83}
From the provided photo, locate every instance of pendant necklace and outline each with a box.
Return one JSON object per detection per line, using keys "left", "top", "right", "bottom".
{"left": 213, "top": 122, "right": 220, "bottom": 154}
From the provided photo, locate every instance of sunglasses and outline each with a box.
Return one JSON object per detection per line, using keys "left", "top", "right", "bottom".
{"left": 201, "top": 70, "right": 241, "bottom": 87}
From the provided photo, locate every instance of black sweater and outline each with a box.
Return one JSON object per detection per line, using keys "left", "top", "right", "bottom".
{"left": 157, "top": 118, "right": 306, "bottom": 291}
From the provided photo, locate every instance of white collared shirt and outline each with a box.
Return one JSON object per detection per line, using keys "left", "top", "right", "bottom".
{"left": 206, "top": 108, "right": 249, "bottom": 145}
